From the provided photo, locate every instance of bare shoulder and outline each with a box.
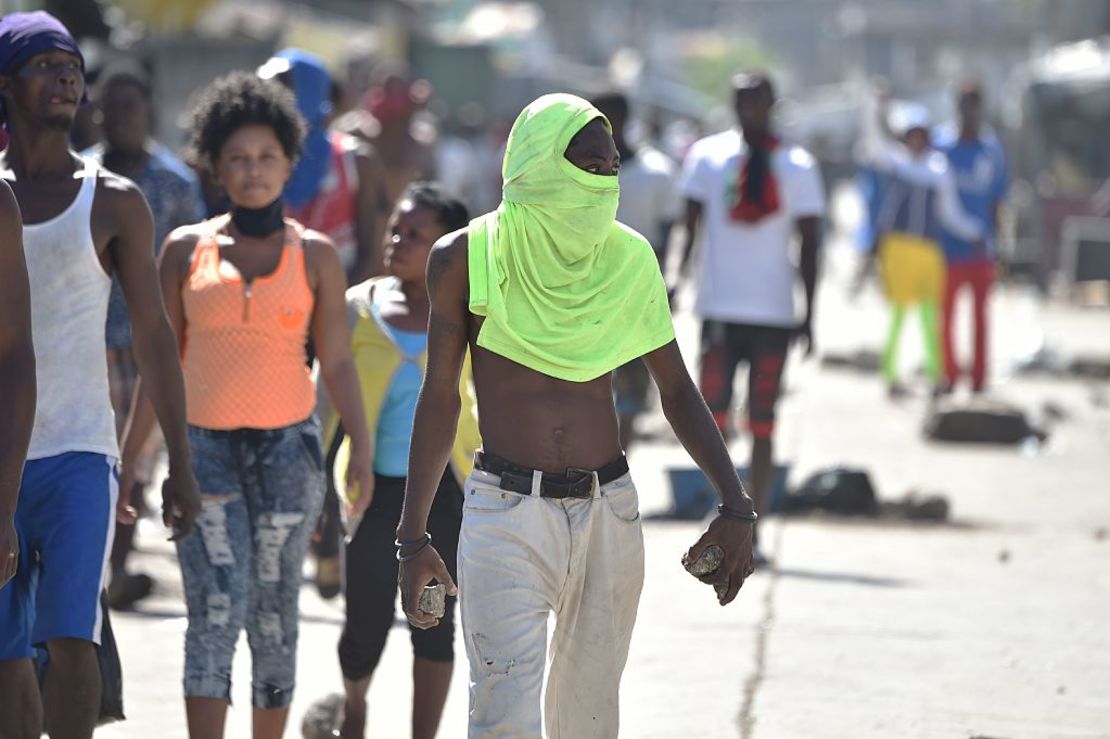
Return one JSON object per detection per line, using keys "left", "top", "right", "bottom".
{"left": 299, "top": 228, "right": 345, "bottom": 295}
{"left": 0, "top": 179, "right": 19, "bottom": 227}
{"left": 94, "top": 168, "right": 148, "bottom": 211}
{"left": 428, "top": 228, "right": 469, "bottom": 287}
{"left": 164, "top": 221, "right": 210, "bottom": 247}
{"left": 300, "top": 227, "right": 341, "bottom": 266}
{"left": 301, "top": 226, "right": 336, "bottom": 251}
{"left": 161, "top": 222, "right": 208, "bottom": 269}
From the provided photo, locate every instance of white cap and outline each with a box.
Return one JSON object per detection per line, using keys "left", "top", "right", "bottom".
{"left": 888, "top": 102, "right": 932, "bottom": 135}
{"left": 257, "top": 56, "right": 292, "bottom": 80}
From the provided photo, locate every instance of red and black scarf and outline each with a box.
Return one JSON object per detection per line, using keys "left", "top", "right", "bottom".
{"left": 729, "top": 135, "right": 780, "bottom": 223}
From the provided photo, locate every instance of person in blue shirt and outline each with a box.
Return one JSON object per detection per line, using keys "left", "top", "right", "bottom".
{"left": 934, "top": 80, "right": 1009, "bottom": 393}
{"left": 859, "top": 89, "right": 983, "bottom": 398}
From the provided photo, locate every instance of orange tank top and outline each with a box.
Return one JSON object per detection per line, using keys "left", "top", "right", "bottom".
{"left": 182, "top": 218, "right": 316, "bottom": 430}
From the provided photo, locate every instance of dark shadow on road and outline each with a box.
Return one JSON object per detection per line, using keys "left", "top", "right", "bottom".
{"left": 773, "top": 567, "right": 908, "bottom": 587}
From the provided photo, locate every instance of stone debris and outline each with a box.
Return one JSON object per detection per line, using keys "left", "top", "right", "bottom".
{"left": 419, "top": 583, "right": 447, "bottom": 618}
{"left": 924, "top": 398, "right": 1044, "bottom": 445}
{"left": 1068, "top": 356, "right": 1110, "bottom": 380}
{"left": 820, "top": 349, "right": 882, "bottom": 373}
{"left": 682, "top": 544, "right": 724, "bottom": 577}
{"left": 300, "top": 693, "right": 343, "bottom": 739}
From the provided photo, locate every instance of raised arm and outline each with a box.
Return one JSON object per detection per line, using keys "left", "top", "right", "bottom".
{"left": 108, "top": 183, "right": 199, "bottom": 540}
{"left": 858, "top": 85, "right": 903, "bottom": 173}
{"left": 0, "top": 181, "right": 35, "bottom": 587}
{"left": 642, "top": 340, "right": 755, "bottom": 605}
{"left": 398, "top": 230, "right": 471, "bottom": 628}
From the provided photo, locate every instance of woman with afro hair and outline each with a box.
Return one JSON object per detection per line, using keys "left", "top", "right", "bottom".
{"left": 119, "top": 71, "right": 373, "bottom": 738}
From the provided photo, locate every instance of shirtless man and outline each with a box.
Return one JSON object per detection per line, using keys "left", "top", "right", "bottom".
{"left": 0, "top": 13, "right": 199, "bottom": 739}
{"left": 397, "top": 95, "right": 756, "bottom": 737}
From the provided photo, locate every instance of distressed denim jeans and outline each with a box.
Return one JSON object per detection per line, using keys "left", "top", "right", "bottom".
{"left": 176, "top": 417, "right": 325, "bottom": 709}
{"left": 458, "top": 468, "right": 645, "bottom": 738}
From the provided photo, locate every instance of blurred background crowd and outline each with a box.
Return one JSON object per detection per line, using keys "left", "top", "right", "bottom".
{"left": 3, "top": 0, "right": 1107, "bottom": 296}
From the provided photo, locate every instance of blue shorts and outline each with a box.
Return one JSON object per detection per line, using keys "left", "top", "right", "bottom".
{"left": 0, "top": 452, "right": 118, "bottom": 660}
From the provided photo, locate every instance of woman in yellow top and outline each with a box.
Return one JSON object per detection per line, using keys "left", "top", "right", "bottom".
{"left": 325, "top": 183, "right": 479, "bottom": 738}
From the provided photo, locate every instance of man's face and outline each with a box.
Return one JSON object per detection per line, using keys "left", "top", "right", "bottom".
{"left": 101, "top": 81, "right": 150, "bottom": 153}
{"left": 958, "top": 92, "right": 983, "bottom": 132}
{"left": 734, "top": 85, "right": 772, "bottom": 133}
{"left": 1, "top": 49, "right": 84, "bottom": 130}
{"left": 564, "top": 118, "right": 620, "bottom": 176}
{"left": 903, "top": 127, "right": 931, "bottom": 156}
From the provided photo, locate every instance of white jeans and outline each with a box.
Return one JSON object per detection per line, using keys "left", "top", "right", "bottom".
{"left": 458, "top": 468, "right": 645, "bottom": 738}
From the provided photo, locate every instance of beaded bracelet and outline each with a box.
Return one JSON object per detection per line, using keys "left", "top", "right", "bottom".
{"left": 717, "top": 504, "right": 758, "bottom": 522}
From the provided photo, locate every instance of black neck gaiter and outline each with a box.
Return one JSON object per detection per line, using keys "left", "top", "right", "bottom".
{"left": 230, "top": 198, "right": 285, "bottom": 237}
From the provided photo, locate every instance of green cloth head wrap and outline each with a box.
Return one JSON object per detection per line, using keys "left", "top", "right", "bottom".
{"left": 468, "top": 93, "right": 675, "bottom": 382}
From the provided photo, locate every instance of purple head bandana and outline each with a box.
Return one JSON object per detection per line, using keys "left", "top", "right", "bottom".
{"left": 0, "top": 11, "right": 87, "bottom": 136}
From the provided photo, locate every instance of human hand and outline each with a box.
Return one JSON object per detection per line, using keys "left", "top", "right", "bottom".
{"left": 161, "top": 466, "right": 201, "bottom": 542}
{"left": 1, "top": 514, "right": 18, "bottom": 588}
{"left": 116, "top": 461, "right": 139, "bottom": 525}
{"left": 346, "top": 436, "right": 374, "bottom": 517}
{"left": 683, "top": 515, "right": 754, "bottom": 606}
{"left": 399, "top": 544, "right": 458, "bottom": 630}
{"left": 348, "top": 468, "right": 375, "bottom": 519}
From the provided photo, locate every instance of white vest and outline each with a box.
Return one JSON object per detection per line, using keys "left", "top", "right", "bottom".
{"left": 23, "top": 159, "right": 118, "bottom": 460}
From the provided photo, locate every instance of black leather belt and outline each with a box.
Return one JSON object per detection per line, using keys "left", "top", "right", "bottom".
{"left": 473, "top": 452, "right": 629, "bottom": 499}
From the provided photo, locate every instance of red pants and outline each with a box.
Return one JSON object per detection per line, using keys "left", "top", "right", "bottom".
{"left": 942, "top": 261, "right": 994, "bottom": 391}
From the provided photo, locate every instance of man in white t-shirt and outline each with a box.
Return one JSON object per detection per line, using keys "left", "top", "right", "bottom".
{"left": 592, "top": 91, "right": 682, "bottom": 449}
{"left": 676, "top": 72, "right": 824, "bottom": 564}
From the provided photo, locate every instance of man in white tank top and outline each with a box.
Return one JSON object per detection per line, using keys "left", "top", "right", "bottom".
{"left": 0, "top": 13, "right": 200, "bottom": 739}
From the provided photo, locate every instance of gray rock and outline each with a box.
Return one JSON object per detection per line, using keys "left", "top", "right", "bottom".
{"left": 682, "top": 544, "right": 724, "bottom": 577}
{"left": 419, "top": 583, "right": 447, "bottom": 618}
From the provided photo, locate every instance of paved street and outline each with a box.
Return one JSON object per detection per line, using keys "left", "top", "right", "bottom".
{"left": 98, "top": 215, "right": 1110, "bottom": 738}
